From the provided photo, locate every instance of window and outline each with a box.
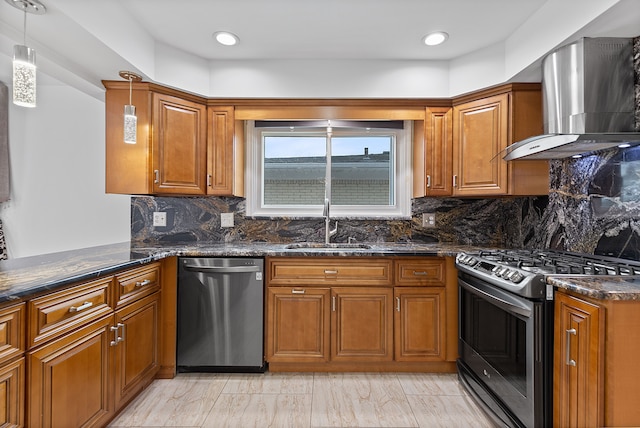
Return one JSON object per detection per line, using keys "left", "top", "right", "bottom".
{"left": 246, "top": 120, "right": 412, "bottom": 218}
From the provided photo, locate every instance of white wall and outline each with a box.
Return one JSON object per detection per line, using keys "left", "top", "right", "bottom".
{"left": 0, "top": 83, "right": 130, "bottom": 258}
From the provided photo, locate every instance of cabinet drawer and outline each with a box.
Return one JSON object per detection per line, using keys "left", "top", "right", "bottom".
{"left": 114, "top": 263, "right": 161, "bottom": 308}
{"left": 268, "top": 258, "right": 393, "bottom": 286}
{"left": 28, "top": 276, "right": 113, "bottom": 349}
{"left": 0, "top": 303, "right": 25, "bottom": 365}
{"left": 394, "top": 258, "right": 446, "bottom": 286}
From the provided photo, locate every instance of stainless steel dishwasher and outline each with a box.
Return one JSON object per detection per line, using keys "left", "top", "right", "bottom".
{"left": 177, "top": 257, "right": 265, "bottom": 372}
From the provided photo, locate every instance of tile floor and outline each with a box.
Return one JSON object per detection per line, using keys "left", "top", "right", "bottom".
{"left": 109, "top": 372, "right": 496, "bottom": 428}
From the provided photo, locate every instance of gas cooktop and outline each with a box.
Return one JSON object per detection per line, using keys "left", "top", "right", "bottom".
{"left": 455, "top": 249, "right": 640, "bottom": 299}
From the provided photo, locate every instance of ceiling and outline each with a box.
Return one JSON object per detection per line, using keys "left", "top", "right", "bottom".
{"left": 116, "top": 0, "right": 547, "bottom": 61}
{"left": 0, "top": 0, "right": 639, "bottom": 98}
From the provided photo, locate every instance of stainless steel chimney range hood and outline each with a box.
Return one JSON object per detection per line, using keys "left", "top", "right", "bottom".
{"left": 504, "top": 37, "right": 640, "bottom": 161}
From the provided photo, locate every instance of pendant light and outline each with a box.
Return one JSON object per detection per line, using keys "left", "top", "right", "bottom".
{"left": 5, "top": 0, "right": 46, "bottom": 108}
{"left": 119, "top": 71, "right": 142, "bottom": 144}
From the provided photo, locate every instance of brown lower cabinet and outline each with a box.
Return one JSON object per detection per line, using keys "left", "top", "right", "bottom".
{"left": 25, "top": 263, "right": 161, "bottom": 428}
{"left": 265, "top": 256, "right": 458, "bottom": 371}
{"left": 554, "top": 289, "right": 640, "bottom": 427}
{"left": 331, "top": 287, "right": 393, "bottom": 362}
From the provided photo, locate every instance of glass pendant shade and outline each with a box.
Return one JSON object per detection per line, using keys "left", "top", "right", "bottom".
{"left": 124, "top": 104, "right": 137, "bottom": 144}
{"left": 13, "top": 44, "right": 37, "bottom": 108}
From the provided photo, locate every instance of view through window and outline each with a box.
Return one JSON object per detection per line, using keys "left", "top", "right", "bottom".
{"left": 246, "top": 120, "right": 411, "bottom": 218}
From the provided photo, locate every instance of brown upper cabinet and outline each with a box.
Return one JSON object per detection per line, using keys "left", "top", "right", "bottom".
{"left": 416, "top": 83, "right": 549, "bottom": 197}
{"left": 104, "top": 81, "right": 239, "bottom": 196}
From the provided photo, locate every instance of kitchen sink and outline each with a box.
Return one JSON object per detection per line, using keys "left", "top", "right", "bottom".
{"left": 285, "top": 242, "right": 372, "bottom": 250}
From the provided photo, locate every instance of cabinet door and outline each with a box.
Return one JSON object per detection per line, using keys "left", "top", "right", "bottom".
{"left": 331, "top": 287, "right": 393, "bottom": 362}
{"left": 0, "top": 357, "right": 25, "bottom": 427}
{"left": 28, "top": 315, "right": 113, "bottom": 428}
{"left": 554, "top": 292, "right": 602, "bottom": 428}
{"left": 424, "top": 107, "right": 452, "bottom": 196}
{"left": 152, "top": 93, "right": 207, "bottom": 194}
{"left": 452, "top": 93, "right": 508, "bottom": 195}
{"left": 266, "top": 287, "right": 330, "bottom": 363}
{"left": 207, "top": 106, "right": 235, "bottom": 195}
{"left": 394, "top": 287, "right": 445, "bottom": 362}
{"left": 113, "top": 292, "right": 160, "bottom": 412}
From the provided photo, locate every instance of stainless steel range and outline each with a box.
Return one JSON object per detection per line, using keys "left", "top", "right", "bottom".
{"left": 455, "top": 249, "right": 640, "bottom": 428}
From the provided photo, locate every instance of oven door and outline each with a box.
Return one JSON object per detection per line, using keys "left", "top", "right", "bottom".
{"left": 458, "top": 272, "right": 545, "bottom": 428}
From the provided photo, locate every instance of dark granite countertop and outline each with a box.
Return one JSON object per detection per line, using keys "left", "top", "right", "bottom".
{"left": 0, "top": 241, "right": 474, "bottom": 304}
{"left": 2, "top": 240, "right": 640, "bottom": 305}
{"left": 548, "top": 276, "right": 640, "bottom": 301}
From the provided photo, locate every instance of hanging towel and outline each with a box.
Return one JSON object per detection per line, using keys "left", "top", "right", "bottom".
{"left": 0, "top": 81, "right": 9, "bottom": 203}
{"left": 0, "top": 219, "right": 6, "bottom": 260}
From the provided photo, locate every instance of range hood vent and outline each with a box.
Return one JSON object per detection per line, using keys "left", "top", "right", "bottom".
{"left": 504, "top": 37, "right": 640, "bottom": 160}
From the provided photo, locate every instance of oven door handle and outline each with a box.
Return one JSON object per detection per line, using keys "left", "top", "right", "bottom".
{"left": 460, "top": 278, "right": 532, "bottom": 318}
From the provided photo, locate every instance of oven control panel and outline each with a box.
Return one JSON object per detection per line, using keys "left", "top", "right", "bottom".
{"left": 456, "top": 254, "right": 526, "bottom": 284}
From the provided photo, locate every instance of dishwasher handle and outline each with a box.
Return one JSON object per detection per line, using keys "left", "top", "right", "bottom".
{"left": 182, "top": 264, "right": 262, "bottom": 274}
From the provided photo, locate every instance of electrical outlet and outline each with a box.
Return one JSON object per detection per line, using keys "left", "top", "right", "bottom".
{"left": 153, "top": 211, "right": 167, "bottom": 227}
{"left": 422, "top": 213, "right": 436, "bottom": 228}
{"left": 221, "top": 212, "right": 234, "bottom": 228}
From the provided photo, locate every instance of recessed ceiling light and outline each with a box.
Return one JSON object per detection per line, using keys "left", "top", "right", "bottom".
{"left": 423, "top": 31, "right": 449, "bottom": 46}
{"left": 213, "top": 31, "right": 239, "bottom": 46}
{"left": 618, "top": 143, "right": 631, "bottom": 148}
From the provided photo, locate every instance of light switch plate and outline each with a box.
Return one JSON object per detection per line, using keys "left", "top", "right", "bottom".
{"left": 422, "top": 213, "right": 436, "bottom": 228}
{"left": 153, "top": 212, "right": 167, "bottom": 227}
{"left": 221, "top": 212, "right": 234, "bottom": 228}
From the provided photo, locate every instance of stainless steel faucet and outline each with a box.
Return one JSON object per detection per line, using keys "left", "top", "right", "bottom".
{"left": 323, "top": 198, "right": 338, "bottom": 244}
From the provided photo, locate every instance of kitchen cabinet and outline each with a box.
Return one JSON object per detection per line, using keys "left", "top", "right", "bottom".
{"left": 26, "top": 262, "right": 161, "bottom": 427}
{"left": 104, "top": 81, "right": 239, "bottom": 196}
{"left": 554, "top": 289, "right": 640, "bottom": 427}
{"left": 152, "top": 93, "right": 207, "bottom": 194}
{"left": 265, "top": 256, "right": 457, "bottom": 371}
{"left": 554, "top": 291, "right": 602, "bottom": 428}
{"left": 112, "top": 292, "right": 159, "bottom": 411}
{"left": 422, "top": 107, "right": 453, "bottom": 196}
{"left": 394, "top": 258, "right": 450, "bottom": 362}
{"left": 451, "top": 84, "right": 548, "bottom": 196}
{"left": 207, "top": 106, "right": 235, "bottom": 195}
{"left": 0, "top": 303, "right": 25, "bottom": 427}
{"left": 28, "top": 314, "right": 113, "bottom": 427}
{"left": 266, "top": 287, "right": 330, "bottom": 363}
{"left": 331, "top": 287, "right": 393, "bottom": 362}
{"left": 394, "top": 287, "right": 445, "bottom": 362}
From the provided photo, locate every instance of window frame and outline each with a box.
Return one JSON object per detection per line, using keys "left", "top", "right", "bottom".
{"left": 245, "top": 120, "right": 412, "bottom": 219}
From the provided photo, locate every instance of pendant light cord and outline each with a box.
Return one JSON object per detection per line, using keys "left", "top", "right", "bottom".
{"left": 22, "top": 7, "right": 27, "bottom": 45}
{"left": 128, "top": 75, "right": 133, "bottom": 105}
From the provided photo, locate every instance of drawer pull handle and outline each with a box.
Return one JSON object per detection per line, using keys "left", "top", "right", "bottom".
{"left": 566, "top": 328, "right": 577, "bottom": 366}
{"left": 332, "top": 296, "right": 336, "bottom": 312}
{"left": 69, "top": 301, "right": 93, "bottom": 313}
{"left": 426, "top": 175, "right": 431, "bottom": 188}
{"left": 291, "top": 289, "right": 305, "bottom": 294}
{"left": 413, "top": 271, "right": 428, "bottom": 276}
{"left": 324, "top": 270, "right": 338, "bottom": 275}
{"left": 135, "top": 279, "right": 152, "bottom": 287}
{"left": 396, "top": 297, "right": 401, "bottom": 312}
{"left": 207, "top": 174, "right": 212, "bottom": 187}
